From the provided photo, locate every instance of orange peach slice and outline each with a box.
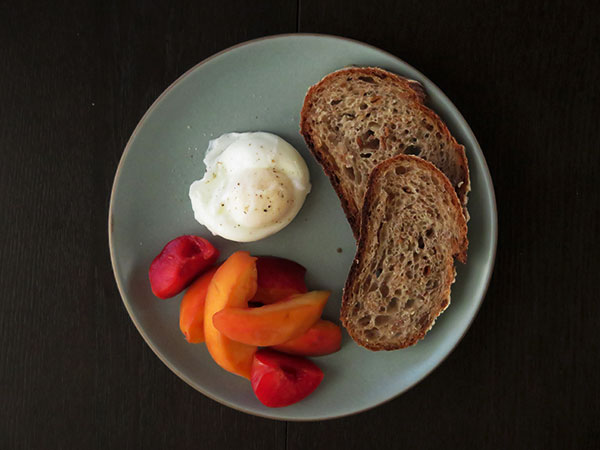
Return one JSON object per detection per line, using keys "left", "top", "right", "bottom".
{"left": 272, "top": 320, "right": 342, "bottom": 356}
{"left": 179, "top": 267, "right": 218, "bottom": 343}
{"left": 204, "top": 251, "right": 258, "bottom": 379}
{"left": 212, "top": 290, "right": 330, "bottom": 346}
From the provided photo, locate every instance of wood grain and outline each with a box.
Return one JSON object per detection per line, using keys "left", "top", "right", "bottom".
{"left": 1, "top": 0, "right": 599, "bottom": 449}
{"left": 293, "top": 0, "right": 600, "bottom": 449}
{"left": 0, "top": 0, "right": 295, "bottom": 448}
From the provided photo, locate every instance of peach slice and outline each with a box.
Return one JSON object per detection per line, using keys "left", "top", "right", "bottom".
{"left": 179, "top": 267, "right": 218, "bottom": 343}
{"left": 204, "top": 251, "right": 258, "bottom": 379}
{"left": 212, "top": 290, "right": 330, "bottom": 347}
{"left": 272, "top": 320, "right": 342, "bottom": 356}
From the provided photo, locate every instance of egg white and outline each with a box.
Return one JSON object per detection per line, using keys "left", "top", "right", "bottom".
{"left": 189, "top": 132, "right": 311, "bottom": 242}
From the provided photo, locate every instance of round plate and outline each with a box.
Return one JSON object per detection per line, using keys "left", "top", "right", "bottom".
{"left": 109, "top": 34, "right": 497, "bottom": 421}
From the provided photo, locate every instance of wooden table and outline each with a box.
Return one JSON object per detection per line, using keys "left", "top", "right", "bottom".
{"left": 2, "top": 0, "right": 598, "bottom": 448}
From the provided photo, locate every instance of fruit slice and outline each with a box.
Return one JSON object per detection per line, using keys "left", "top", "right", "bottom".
{"left": 251, "top": 349, "right": 324, "bottom": 407}
{"left": 272, "top": 320, "right": 342, "bottom": 356}
{"left": 252, "top": 256, "right": 307, "bottom": 304}
{"left": 212, "top": 290, "right": 330, "bottom": 346}
{"left": 179, "top": 267, "right": 218, "bottom": 343}
{"left": 149, "top": 235, "right": 219, "bottom": 299}
{"left": 204, "top": 251, "right": 258, "bottom": 379}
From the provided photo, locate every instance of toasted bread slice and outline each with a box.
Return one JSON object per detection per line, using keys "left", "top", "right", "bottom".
{"left": 341, "top": 155, "right": 468, "bottom": 350}
{"left": 300, "top": 67, "right": 470, "bottom": 237}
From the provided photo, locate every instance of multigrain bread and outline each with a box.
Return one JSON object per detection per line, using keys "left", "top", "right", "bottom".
{"left": 341, "top": 155, "right": 468, "bottom": 350}
{"left": 300, "top": 67, "right": 470, "bottom": 238}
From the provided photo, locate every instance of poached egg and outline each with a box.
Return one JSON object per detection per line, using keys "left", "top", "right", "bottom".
{"left": 189, "top": 132, "right": 311, "bottom": 242}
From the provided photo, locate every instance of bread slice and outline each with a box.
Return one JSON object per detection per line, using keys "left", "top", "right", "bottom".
{"left": 300, "top": 67, "right": 470, "bottom": 238}
{"left": 341, "top": 155, "right": 468, "bottom": 350}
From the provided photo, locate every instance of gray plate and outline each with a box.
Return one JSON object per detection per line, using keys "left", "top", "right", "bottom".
{"left": 109, "top": 34, "right": 497, "bottom": 421}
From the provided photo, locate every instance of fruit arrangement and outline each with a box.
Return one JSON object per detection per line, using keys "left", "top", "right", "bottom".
{"left": 149, "top": 236, "right": 341, "bottom": 407}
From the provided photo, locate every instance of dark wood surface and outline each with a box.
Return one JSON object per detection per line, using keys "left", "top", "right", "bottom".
{"left": 1, "top": 0, "right": 598, "bottom": 448}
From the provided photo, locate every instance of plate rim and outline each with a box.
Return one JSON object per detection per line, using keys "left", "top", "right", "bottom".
{"left": 108, "top": 32, "right": 498, "bottom": 421}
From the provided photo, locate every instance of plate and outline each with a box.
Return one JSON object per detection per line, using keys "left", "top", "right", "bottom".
{"left": 109, "top": 34, "right": 497, "bottom": 421}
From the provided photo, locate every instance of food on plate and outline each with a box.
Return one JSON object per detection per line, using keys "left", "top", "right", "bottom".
{"left": 341, "top": 155, "right": 468, "bottom": 350}
{"left": 179, "top": 267, "right": 218, "bottom": 343}
{"left": 300, "top": 67, "right": 471, "bottom": 350}
{"left": 149, "top": 235, "right": 219, "bottom": 299}
{"left": 163, "top": 246, "right": 333, "bottom": 405}
{"left": 145, "top": 64, "right": 476, "bottom": 407}
{"left": 189, "top": 132, "right": 311, "bottom": 242}
{"left": 179, "top": 256, "right": 308, "bottom": 344}
{"left": 204, "top": 251, "right": 258, "bottom": 379}
{"left": 250, "top": 349, "right": 324, "bottom": 407}
{"left": 212, "top": 290, "right": 330, "bottom": 346}
{"left": 150, "top": 238, "right": 332, "bottom": 404}
{"left": 253, "top": 256, "right": 307, "bottom": 304}
{"left": 300, "top": 66, "right": 470, "bottom": 238}
{"left": 272, "top": 319, "right": 342, "bottom": 356}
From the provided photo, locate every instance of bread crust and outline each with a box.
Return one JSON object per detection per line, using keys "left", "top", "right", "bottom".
{"left": 300, "top": 67, "right": 470, "bottom": 237}
{"left": 340, "top": 155, "right": 468, "bottom": 350}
